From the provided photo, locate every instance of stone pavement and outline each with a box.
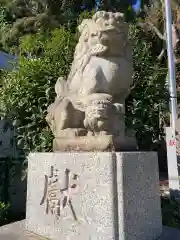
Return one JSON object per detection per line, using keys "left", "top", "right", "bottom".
{"left": 0, "top": 220, "right": 180, "bottom": 240}
{"left": 0, "top": 221, "right": 45, "bottom": 240}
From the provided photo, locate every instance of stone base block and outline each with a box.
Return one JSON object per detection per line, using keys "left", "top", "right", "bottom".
{"left": 0, "top": 221, "right": 178, "bottom": 240}
{"left": 53, "top": 135, "right": 137, "bottom": 152}
{"left": 26, "top": 152, "right": 162, "bottom": 240}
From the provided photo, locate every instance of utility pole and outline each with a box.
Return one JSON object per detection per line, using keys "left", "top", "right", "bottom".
{"left": 164, "top": 0, "right": 180, "bottom": 199}
{"left": 165, "top": 0, "right": 177, "bottom": 128}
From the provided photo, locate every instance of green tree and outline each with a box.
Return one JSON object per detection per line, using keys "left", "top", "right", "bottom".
{"left": 0, "top": 0, "right": 156, "bottom": 52}
{"left": 126, "top": 24, "right": 169, "bottom": 150}
{"left": 0, "top": 20, "right": 169, "bottom": 153}
{"left": 0, "top": 27, "right": 76, "bottom": 153}
{"left": 0, "top": 0, "right": 87, "bottom": 52}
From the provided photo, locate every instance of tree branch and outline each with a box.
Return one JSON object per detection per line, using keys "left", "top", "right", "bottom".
{"left": 137, "top": 21, "right": 166, "bottom": 41}
{"left": 157, "top": 48, "right": 166, "bottom": 61}
{"left": 148, "top": 21, "right": 166, "bottom": 40}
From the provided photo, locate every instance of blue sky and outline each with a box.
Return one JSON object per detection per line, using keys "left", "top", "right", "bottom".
{"left": 129, "top": 0, "right": 141, "bottom": 13}
{"left": 95, "top": 0, "right": 141, "bottom": 13}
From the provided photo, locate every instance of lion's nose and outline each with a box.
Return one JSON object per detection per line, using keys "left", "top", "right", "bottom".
{"left": 108, "top": 18, "right": 115, "bottom": 25}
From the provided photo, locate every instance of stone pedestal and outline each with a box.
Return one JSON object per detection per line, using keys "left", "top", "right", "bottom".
{"left": 26, "top": 152, "right": 162, "bottom": 240}
{"left": 53, "top": 135, "right": 137, "bottom": 152}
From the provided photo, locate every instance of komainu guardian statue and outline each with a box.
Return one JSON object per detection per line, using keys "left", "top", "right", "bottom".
{"left": 46, "top": 11, "right": 137, "bottom": 151}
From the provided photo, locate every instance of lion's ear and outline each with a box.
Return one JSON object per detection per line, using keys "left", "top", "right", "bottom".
{"left": 78, "top": 21, "right": 84, "bottom": 33}
{"left": 78, "top": 19, "right": 90, "bottom": 33}
{"left": 55, "top": 77, "right": 67, "bottom": 97}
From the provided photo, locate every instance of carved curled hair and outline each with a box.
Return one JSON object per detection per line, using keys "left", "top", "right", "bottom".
{"left": 92, "top": 11, "right": 124, "bottom": 23}
{"left": 78, "top": 19, "right": 99, "bottom": 42}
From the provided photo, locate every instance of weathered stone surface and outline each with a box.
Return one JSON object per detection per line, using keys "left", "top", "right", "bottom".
{"left": 0, "top": 221, "right": 45, "bottom": 240}
{"left": 46, "top": 11, "right": 135, "bottom": 150}
{"left": 53, "top": 135, "right": 137, "bottom": 152}
{"left": 26, "top": 152, "right": 162, "bottom": 240}
{"left": 0, "top": 221, "right": 178, "bottom": 240}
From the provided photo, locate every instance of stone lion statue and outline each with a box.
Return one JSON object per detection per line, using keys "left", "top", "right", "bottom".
{"left": 46, "top": 11, "right": 135, "bottom": 151}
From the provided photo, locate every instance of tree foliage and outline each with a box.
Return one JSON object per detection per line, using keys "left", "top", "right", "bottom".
{"left": 0, "top": 1, "right": 176, "bottom": 153}
{"left": 0, "top": 0, "right": 153, "bottom": 52}
{"left": 0, "top": 19, "right": 169, "bottom": 152}
{"left": 0, "top": 27, "right": 77, "bottom": 153}
{"left": 0, "top": 0, "right": 93, "bottom": 52}
{"left": 126, "top": 25, "right": 169, "bottom": 150}
{"left": 0, "top": 201, "right": 9, "bottom": 226}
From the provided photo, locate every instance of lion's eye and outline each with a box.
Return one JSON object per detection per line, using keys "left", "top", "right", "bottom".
{"left": 91, "top": 33, "right": 96, "bottom": 37}
{"left": 103, "top": 13, "right": 109, "bottom": 20}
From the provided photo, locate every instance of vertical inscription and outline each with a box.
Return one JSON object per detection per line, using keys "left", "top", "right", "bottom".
{"left": 40, "top": 166, "right": 79, "bottom": 220}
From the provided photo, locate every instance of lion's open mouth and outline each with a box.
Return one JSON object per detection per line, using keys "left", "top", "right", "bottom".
{"left": 99, "top": 30, "right": 124, "bottom": 44}
{"left": 99, "top": 25, "right": 123, "bottom": 34}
